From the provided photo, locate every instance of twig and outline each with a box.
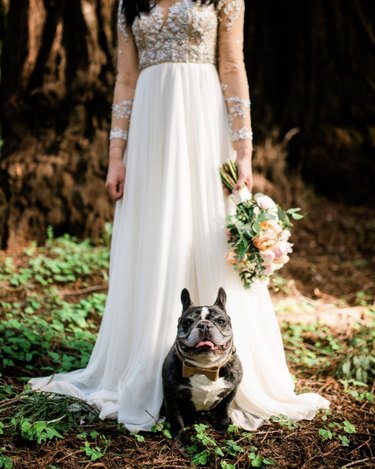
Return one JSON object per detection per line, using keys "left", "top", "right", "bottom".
{"left": 260, "top": 426, "right": 271, "bottom": 444}
{"left": 59, "top": 284, "right": 107, "bottom": 296}
{"left": 340, "top": 457, "right": 375, "bottom": 468}
{"left": 302, "top": 343, "right": 336, "bottom": 356}
{"left": 318, "top": 379, "right": 337, "bottom": 393}
{"left": 84, "top": 462, "right": 109, "bottom": 469}
{"left": 0, "top": 284, "right": 25, "bottom": 292}
{"left": 145, "top": 409, "right": 159, "bottom": 424}
{"left": 0, "top": 396, "right": 24, "bottom": 409}
{"left": 345, "top": 404, "right": 373, "bottom": 415}
{"left": 284, "top": 431, "right": 300, "bottom": 439}
{"left": 348, "top": 438, "right": 371, "bottom": 455}
{"left": 300, "top": 454, "right": 321, "bottom": 469}
{"left": 55, "top": 449, "right": 83, "bottom": 463}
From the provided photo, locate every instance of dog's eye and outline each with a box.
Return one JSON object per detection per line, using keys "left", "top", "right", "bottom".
{"left": 217, "top": 319, "right": 226, "bottom": 325}
{"left": 183, "top": 319, "right": 194, "bottom": 328}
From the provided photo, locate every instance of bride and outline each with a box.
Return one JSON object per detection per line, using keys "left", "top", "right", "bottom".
{"left": 30, "top": 0, "right": 329, "bottom": 431}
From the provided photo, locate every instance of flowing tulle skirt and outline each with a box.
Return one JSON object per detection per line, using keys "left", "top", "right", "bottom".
{"left": 30, "top": 63, "right": 329, "bottom": 431}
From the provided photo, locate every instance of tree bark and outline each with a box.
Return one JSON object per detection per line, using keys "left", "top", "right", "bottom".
{"left": 244, "top": 0, "right": 375, "bottom": 204}
{"left": 0, "top": 0, "right": 118, "bottom": 248}
{"left": 1, "top": 1, "right": 374, "bottom": 248}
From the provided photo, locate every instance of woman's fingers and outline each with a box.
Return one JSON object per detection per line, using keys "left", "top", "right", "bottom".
{"left": 105, "top": 161, "right": 126, "bottom": 201}
{"left": 233, "top": 155, "right": 254, "bottom": 193}
{"left": 245, "top": 171, "right": 254, "bottom": 192}
{"left": 223, "top": 185, "right": 231, "bottom": 195}
{"left": 233, "top": 176, "right": 247, "bottom": 192}
{"left": 106, "top": 181, "right": 122, "bottom": 201}
{"left": 233, "top": 171, "right": 253, "bottom": 192}
{"left": 113, "top": 181, "right": 124, "bottom": 201}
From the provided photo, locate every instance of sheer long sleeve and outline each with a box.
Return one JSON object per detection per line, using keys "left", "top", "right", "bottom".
{"left": 218, "top": 0, "right": 253, "bottom": 152}
{"left": 109, "top": 8, "right": 139, "bottom": 153}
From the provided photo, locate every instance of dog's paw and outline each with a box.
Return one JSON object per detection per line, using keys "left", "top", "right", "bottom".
{"left": 173, "top": 434, "right": 190, "bottom": 459}
{"left": 212, "top": 417, "right": 231, "bottom": 432}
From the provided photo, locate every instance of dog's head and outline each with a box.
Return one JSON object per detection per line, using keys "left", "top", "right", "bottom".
{"left": 176, "top": 287, "right": 233, "bottom": 366}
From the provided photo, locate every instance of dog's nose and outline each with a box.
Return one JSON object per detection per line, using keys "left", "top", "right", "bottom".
{"left": 197, "top": 320, "right": 211, "bottom": 331}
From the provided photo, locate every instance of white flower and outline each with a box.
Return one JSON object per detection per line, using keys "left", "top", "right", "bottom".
{"left": 272, "top": 255, "right": 290, "bottom": 268}
{"left": 263, "top": 262, "right": 277, "bottom": 276}
{"left": 271, "top": 241, "right": 293, "bottom": 258}
{"left": 260, "top": 249, "right": 276, "bottom": 262}
{"left": 254, "top": 194, "right": 277, "bottom": 211}
{"left": 260, "top": 250, "right": 277, "bottom": 276}
{"left": 229, "top": 186, "right": 252, "bottom": 205}
{"left": 280, "top": 229, "right": 291, "bottom": 241}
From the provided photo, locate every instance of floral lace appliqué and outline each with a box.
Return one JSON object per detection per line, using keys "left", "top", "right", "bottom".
{"left": 132, "top": 0, "right": 218, "bottom": 70}
{"left": 222, "top": 89, "right": 252, "bottom": 143}
{"left": 118, "top": 0, "right": 130, "bottom": 41}
{"left": 231, "top": 127, "right": 253, "bottom": 142}
{"left": 112, "top": 99, "right": 133, "bottom": 120}
{"left": 110, "top": 128, "right": 128, "bottom": 141}
{"left": 218, "top": 0, "right": 243, "bottom": 31}
{"left": 225, "top": 96, "right": 251, "bottom": 118}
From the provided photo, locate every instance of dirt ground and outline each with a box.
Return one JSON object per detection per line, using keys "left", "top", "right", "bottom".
{"left": 280, "top": 194, "right": 375, "bottom": 304}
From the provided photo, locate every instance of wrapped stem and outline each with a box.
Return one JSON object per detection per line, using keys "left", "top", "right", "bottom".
{"left": 220, "top": 160, "right": 239, "bottom": 192}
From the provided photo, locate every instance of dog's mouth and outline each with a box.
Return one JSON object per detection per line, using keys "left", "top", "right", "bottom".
{"left": 194, "top": 339, "right": 231, "bottom": 352}
{"left": 195, "top": 340, "right": 215, "bottom": 350}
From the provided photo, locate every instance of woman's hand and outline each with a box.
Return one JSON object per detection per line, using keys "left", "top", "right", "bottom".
{"left": 105, "top": 150, "right": 126, "bottom": 201}
{"left": 233, "top": 147, "right": 253, "bottom": 193}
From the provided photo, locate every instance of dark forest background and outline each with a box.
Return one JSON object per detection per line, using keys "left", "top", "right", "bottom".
{"left": 0, "top": 0, "right": 374, "bottom": 249}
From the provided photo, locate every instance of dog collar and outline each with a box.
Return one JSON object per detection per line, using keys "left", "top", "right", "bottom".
{"left": 176, "top": 346, "right": 236, "bottom": 382}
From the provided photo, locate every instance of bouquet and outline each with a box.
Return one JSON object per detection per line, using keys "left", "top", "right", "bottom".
{"left": 220, "top": 160, "right": 303, "bottom": 288}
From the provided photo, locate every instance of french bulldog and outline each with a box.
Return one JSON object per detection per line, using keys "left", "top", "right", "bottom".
{"left": 162, "top": 287, "right": 243, "bottom": 443}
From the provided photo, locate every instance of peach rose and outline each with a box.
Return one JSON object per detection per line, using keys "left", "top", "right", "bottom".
{"left": 253, "top": 221, "right": 281, "bottom": 251}
{"left": 253, "top": 233, "right": 278, "bottom": 251}
{"left": 259, "top": 220, "right": 282, "bottom": 235}
{"left": 226, "top": 250, "right": 237, "bottom": 265}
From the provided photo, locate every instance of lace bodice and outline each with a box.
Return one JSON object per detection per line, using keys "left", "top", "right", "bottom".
{"left": 131, "top": 2, "right": 218, "bottom": 70}
{"left": 110, "top": 0, "right": 252, "bottom": 153}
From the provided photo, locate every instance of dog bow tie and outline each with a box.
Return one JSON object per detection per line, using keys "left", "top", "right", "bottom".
{"left": 182, "top": 362, "right": 220, "bottom": 381}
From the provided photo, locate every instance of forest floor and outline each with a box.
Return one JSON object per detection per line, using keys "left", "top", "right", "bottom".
{"left": 0, "top": 193, "right": 374, "bottom": 469}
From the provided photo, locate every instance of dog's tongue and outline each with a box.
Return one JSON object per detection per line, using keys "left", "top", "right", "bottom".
{"left": 196, "top": 340, "right": 215, "bottom": 349}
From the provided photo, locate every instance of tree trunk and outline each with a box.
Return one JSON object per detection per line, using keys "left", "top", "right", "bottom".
{"left": 244, "top": 0, "right": 375, "bottom": 204}
{"left": 0, "top": 0, "right": 118, "bottom": 248}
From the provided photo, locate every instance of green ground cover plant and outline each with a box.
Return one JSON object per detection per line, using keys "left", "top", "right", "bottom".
{"left": 0, "top": 228, "right": 373, "bottom": 468}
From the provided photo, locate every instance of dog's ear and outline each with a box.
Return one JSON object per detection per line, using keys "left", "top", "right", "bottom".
{"left": 214, "top": 287, "right": 227, "bottom": 310}
{"left": 181, "top": 288, "right": 193, "bottom": 311}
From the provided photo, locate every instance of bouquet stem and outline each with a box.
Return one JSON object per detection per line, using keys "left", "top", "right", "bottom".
{"left": 220, "top": 160, "right": 238, "bottom": 192}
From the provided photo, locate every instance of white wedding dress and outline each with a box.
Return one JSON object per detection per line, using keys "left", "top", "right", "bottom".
{"left": 30, "top": 0, "right": 329, "bottom": 431}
